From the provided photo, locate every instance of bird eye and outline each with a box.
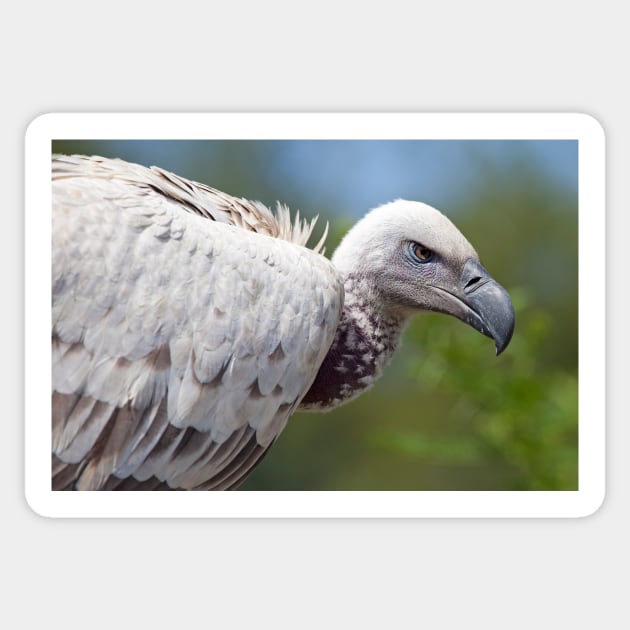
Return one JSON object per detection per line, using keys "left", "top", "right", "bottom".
{"left": 410, "top": 242, "right": 433, "bottom": 263}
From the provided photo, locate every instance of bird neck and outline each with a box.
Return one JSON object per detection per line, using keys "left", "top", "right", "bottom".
{"left": 300, "top": 274, "right": 406, "bottom": 411}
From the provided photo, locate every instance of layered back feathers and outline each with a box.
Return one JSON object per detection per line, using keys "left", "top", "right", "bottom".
{"left": 52, "top": 154, "right": 328, "bottom": 254}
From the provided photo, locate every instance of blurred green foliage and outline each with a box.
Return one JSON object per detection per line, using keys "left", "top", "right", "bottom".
{"left": 52, "top": 139, "right": 578, "bottom": 490}
{"left": 399, "top": 289, "right": 577, "bottom": 490}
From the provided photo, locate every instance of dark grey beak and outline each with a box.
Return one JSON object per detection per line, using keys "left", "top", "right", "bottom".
{"left": 459, "top": 259, "right": 515, "bottom": 355}
{"left": 430, "top": 258, "right": 515, "bottom": 355}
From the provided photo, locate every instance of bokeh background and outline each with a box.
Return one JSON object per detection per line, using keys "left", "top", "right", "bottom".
{"left": 52, "top": 139, "right": 578, "bottom": 491}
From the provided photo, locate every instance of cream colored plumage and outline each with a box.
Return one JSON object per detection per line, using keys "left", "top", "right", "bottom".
{"left": 52, "top": 155, "right": 342, "bottom": 490}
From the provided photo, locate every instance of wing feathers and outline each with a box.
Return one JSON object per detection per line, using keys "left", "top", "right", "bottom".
{"left": 51, "top": 155, "right": 344, "bottom": 490}
{"left": 110, "top": 399, "right": 170, "bottom": 479}
{"left": 52, "top": 457, "right": 83, "bottom": 491}
{"left": 75, "top": 404, "right": 136, "bottom": 491}
{"left": 54, "top": 395, "right": 116, "bottom": 464}
{"left": 195, "top": 432, "right": 269, "bottom": 490}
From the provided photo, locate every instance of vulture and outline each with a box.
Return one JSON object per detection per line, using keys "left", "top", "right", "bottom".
{"left": 51, "top": 154, "right": 515, "bottom": 491}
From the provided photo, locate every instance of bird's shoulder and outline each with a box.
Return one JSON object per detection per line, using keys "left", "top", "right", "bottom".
{"left": 52, "top": 154, "right": 328, "bottom": 251}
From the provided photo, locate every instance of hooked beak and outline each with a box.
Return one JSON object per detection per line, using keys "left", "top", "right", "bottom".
{"left": 430, "top": 259, "right": 515, "bottom": 355}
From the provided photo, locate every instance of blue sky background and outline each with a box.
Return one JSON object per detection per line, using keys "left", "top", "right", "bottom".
{"left": 59, "top": 139, "right": 578, "bottom": 221}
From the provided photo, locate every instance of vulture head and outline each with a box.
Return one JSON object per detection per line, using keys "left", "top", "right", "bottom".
{"left": 331, "top": 199, "right": 515, "bottom": 355}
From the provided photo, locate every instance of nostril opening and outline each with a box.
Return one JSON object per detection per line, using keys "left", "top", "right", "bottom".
{"left": 464, "top": 276, "right": 482, "bottom": 292}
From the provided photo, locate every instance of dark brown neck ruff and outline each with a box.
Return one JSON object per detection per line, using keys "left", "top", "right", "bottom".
{"left": 299, "top": 276, "right": 405, "bottom": 411}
